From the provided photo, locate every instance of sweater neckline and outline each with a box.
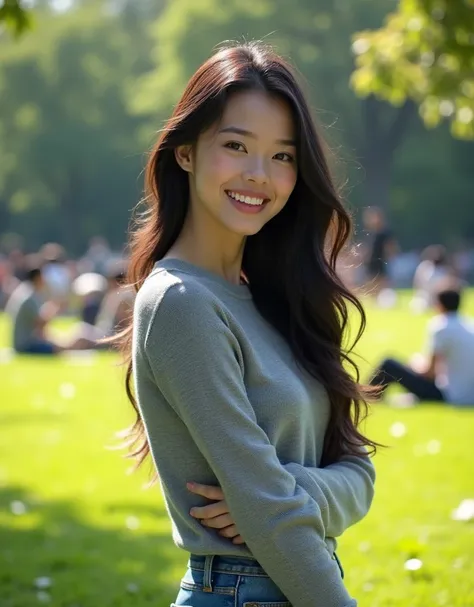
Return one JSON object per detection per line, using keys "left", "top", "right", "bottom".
{"left": 153, "top": 258, "right": 252, "bottom": 299}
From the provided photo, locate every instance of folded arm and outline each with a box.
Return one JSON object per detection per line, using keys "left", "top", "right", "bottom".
{"left": 283, "top": 453, "right": 375, "bottom": 538}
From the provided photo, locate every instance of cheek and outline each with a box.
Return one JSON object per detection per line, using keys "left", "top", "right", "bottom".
{"left": 274, "top": 167, "right": 298, "bottom": 201}
{"left": 200, "top": 148, "right": 238, "bottom": 187}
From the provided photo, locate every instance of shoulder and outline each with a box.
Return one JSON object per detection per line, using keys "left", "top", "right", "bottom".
{"left": 135, "top": 267, "right": 226, "bottom": 337}
{"left": 427, "top": 314, "right": 447, "bottom": 336}
{"left": 15, "top": 286, "right": 36, "bottom": 310}
{"left": 137, "top": 266, "right": 220, "bottom": 313}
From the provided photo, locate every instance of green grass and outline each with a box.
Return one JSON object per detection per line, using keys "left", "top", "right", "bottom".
{"left": 1, "top": 292, "right": 473, "bottom": 606}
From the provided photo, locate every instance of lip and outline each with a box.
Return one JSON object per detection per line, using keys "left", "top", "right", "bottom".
{"left": 225, "top": 189, "right": 270, "bottom": 201}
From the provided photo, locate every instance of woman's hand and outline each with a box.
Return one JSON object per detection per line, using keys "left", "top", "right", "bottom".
{"left": 187, "top": 482, "right": 245, "bottom": 545}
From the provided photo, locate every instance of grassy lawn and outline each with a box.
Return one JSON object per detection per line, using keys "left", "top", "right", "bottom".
{"left": 0, "top": 291, "right": 473, "bottom": 606}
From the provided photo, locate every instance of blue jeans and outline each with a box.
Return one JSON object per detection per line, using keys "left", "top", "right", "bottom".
{"left": 370, "top": 358, "right": 445, "bottom": 401}
{"left": 16, "top": 339, "right": 57, "bottom": 355}
{"left": 171, "top": 553, "right": 344, "bottom": 606}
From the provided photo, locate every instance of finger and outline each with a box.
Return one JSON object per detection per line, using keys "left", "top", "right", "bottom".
{"left": 218, "top": 525, "right": 239, "bottom": 539}
{"left": 190, "top": 500, "right": 228, "bottom": 520}
{"left": 232, "top": 535, "right": 245, "bottom": 545}
{"left": 200, "top": 514, "right": 234, "bottom": 530}
{"left": 187, "top": 482, "right": 225, "bottom": 500}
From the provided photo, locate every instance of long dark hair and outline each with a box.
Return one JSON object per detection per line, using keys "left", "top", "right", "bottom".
{"left": 117, "top": 41, "right": 379, "bottom": 470}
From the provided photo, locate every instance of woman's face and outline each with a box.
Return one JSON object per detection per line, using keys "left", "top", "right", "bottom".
{"left": 176, "top": 90, "right": 298, "bottom": 238}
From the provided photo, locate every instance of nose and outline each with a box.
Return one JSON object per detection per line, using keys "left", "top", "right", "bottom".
{"left": 243, "top": 157, "right": 269, "bottom": 185}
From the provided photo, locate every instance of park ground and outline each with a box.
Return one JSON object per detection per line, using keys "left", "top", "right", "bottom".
{"left": 0, "top": 292, "right": 473, "bottom": 606}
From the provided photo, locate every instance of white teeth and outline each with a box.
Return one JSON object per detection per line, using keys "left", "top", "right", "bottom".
{"left": 227, "top": 191, "right": 265, "bottom": 206}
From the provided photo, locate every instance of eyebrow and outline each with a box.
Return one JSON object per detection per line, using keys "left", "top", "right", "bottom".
{"left": 218, "top": 126, "right": 296, "bottom": 147}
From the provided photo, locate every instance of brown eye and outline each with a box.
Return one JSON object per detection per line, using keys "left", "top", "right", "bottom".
{"left": 225, "top": 141, "right": 246, "bottom": 152}
{"left": 274, "top": 152, "right": 294, "bottom": 162}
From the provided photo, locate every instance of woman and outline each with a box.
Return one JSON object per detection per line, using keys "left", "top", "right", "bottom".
{"left": 119, "top": 42, "right": 378, "bottom": 607}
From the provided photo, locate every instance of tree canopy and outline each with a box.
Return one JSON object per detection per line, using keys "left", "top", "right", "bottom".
{"left": 0, "top": 0, "right": 32, "bottom": 37}
{"left": 0, "top": 0, "right": 473, "bottom": 253}
{"left": 352, "top": 0, "right": 474, "bottom": 138}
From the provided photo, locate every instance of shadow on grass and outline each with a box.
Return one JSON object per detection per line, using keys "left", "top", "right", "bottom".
{"left": 0, "top": 486, "right": 186, "bottom": 607}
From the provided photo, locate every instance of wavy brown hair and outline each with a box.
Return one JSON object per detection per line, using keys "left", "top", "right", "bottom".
{"left": 116, "top": 41, "right": 380, "bottom": 471}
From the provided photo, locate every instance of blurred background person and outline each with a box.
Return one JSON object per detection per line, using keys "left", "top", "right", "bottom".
{"left": 39, "top": 242, "right": 73, "bottom": 309}
{"left": 410, "top": 244, "right": 458, "bottom": 313}
{"left": 369, "top": 286, "right": 474, "bottom": 407}
{"left": 362, "top": 206, "right": 398, "bottom": 306}
{"left": 93, "top": 263, "right": 134, "bottom": 339}
{"left": 5, "top": 260, "right": 100, "bottom": 354}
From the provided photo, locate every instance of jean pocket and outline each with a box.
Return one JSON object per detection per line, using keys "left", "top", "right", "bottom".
{"left": 179, "top": 567, "right": 236, "bottom": 596}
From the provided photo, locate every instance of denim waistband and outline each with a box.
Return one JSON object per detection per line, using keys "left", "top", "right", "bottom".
{"left": 189, "top": 554, "right": 268, "bottom": 580}
{"left": 189, "top": 551, "right": 344, "bottom": 591}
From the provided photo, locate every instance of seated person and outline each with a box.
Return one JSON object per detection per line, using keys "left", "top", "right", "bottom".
{"left": 411, "top": 245, "right": 456, "bottom": 313}
{"left": 369, "top": 286, "right": 474, "bottom": 406}
{"left": 93, "top": 266, "right": 134, "bottom": 339}
{"left": 5, "top": 263, "right": 99, "bottom": 354}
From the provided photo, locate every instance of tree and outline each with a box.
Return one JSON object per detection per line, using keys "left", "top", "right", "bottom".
{"left": 351, "top": 0, "right": 474, "bottom": 138}
{"left": 0, "top": 2, "right": 155, "bottom": 253}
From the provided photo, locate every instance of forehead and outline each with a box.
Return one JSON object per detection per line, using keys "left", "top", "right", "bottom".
{"left": 218, "top": 90, "right": 295, "bottom": 138}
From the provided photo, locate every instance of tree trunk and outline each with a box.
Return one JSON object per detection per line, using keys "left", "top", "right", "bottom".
{"left": 362, "top": 96, "right": 415, "bottom": 211}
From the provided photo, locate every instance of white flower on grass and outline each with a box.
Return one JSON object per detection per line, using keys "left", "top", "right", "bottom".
{"left": 451, "top": 499, "right": 474, "bottom": 522}
{"left": 125, "top": 516, "right": 140, "bottom": 530}
{"left": 426, "top": 439, "right": 441, "bottom": 455}
{"left": 34, "top": 577, "right": 52, "bottom": 589}
{"left": 59, "top": 383, "right": 76, "bottom": 399}
{"left": 36, "top": 591, "right": 51, "bottom": 603}
{"left": 404, "top": 558, "right": 423, "bottom": 571}
{"left": 390, "top": 422, "right": 407, "bottom": 438}
{"left": 10, "top": 500, "right": 27, "bottom": 515}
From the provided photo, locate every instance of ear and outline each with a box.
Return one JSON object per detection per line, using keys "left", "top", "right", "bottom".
{"left": 175, "top": 145, "right": 194, "bottom": 174}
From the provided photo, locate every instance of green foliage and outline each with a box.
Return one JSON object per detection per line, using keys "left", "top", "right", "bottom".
{"left": 0, "top": 3, "right": 154, "bottom": 252}
{"left": 0, "top": 0, "right": 473, "bottom": 251}
{"left": 1, "top": 295, "right": 474, "bottom": 605}
{"left": 352, "top": 1, "right": 474, "bottom": 138}
{"left": 0, "top": 0, "right": 32, "bottom": 37}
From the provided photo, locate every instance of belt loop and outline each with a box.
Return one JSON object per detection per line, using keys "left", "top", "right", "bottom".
{"left": 203, "top": 555, "right": 215, "bottom": 592}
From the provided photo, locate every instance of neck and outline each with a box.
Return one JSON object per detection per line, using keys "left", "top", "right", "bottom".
{"left": 165, "top": 206, "right": 246, "bottom": 286}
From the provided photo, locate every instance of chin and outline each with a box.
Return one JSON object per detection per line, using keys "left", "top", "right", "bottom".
{"left": 226, "top": 220, "right": 266, "bottom": 237}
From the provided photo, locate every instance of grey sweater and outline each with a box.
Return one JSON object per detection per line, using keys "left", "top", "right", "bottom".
{"left": 132, "top": 259, "right": 375, "bottom": 607}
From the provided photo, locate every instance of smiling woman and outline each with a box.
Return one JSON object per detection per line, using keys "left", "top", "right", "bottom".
{"left": 173, "top": 89, "right": 297, "bottom": 234}
{"left": 112, "top": 41, "right": 379, "bottom": 607}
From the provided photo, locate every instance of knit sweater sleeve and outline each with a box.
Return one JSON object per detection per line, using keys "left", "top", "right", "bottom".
{"left": 282, "top": 453, "right": 376, "bottom": 538}
{"left": 142, "top": 281, "right": 357, "bottom": 607}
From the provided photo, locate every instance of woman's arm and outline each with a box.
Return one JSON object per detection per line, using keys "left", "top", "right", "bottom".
{"left": 282, "top": 453, "right": 375, "bottom": 538}
{"left": 189, "top": 454, "right": 375, "bottom": 541}
{"left": 140, "top": 280, "right": 356, "bottom": 607}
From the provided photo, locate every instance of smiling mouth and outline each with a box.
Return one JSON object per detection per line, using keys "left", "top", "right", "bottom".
{"left": 225, "top": 190, "right": 270, "bottom": 207}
